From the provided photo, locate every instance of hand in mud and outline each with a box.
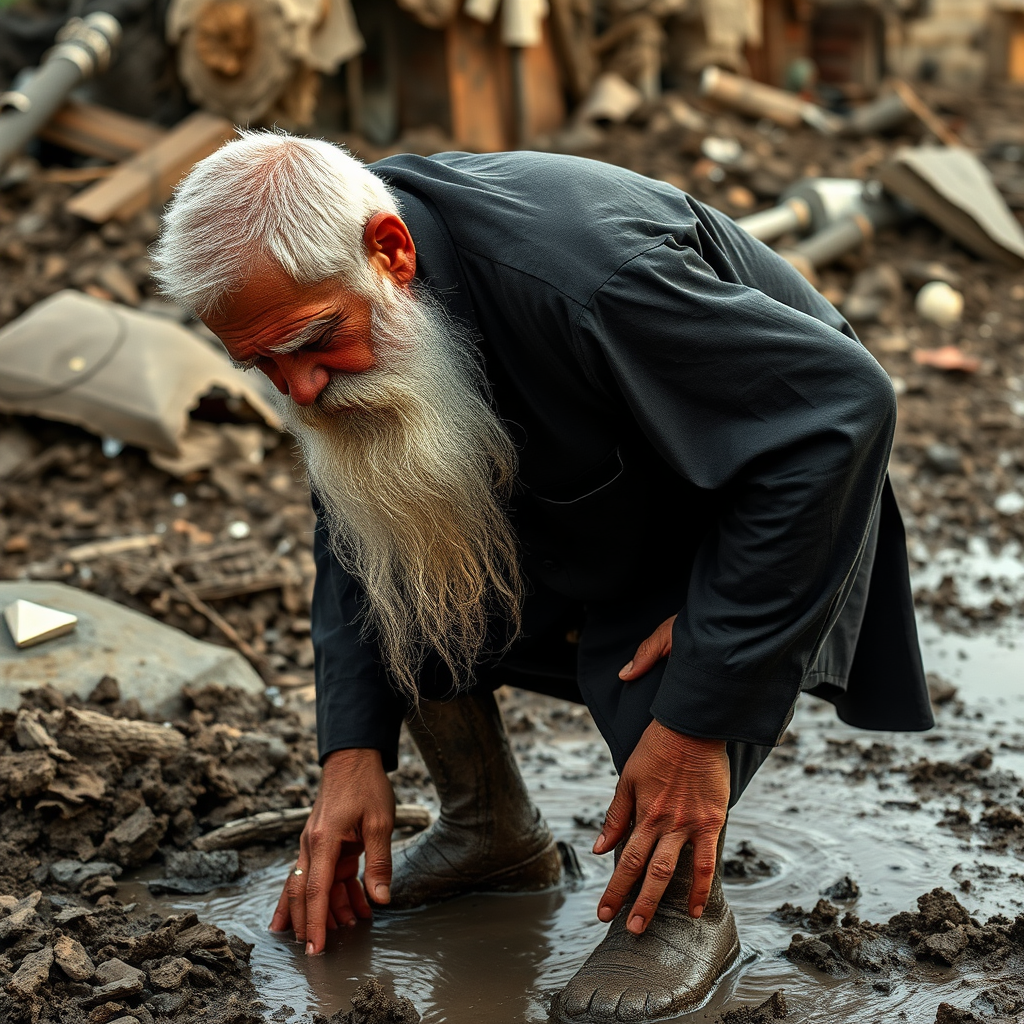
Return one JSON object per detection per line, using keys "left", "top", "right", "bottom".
{"left": 269, "top": 747, "right": 395, "bottom": 955}
{"left": 594, "top": 614, "right": 730, "bottom": 935}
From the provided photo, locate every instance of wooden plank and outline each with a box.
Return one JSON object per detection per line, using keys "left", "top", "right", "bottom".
{"left": 66, "top": 112, "right": 235, "bottom": 224}
{"left": 522, "top": 20, "right": 567, "bottom": 139}
{"left": 1011, "top": 21, "right": 1024, "bottom": 82}
{"left": 39, "top": 101, "right": 166, "bottom": 163}
{"left": 445, "top": 13, "right": 510, "bottom": 152}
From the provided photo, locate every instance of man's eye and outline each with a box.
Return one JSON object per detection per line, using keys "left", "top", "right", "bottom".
{"left": 303, "top": 333, "right": 334, "bottom": 353}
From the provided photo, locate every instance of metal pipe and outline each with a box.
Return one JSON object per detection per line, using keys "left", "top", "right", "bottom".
{"left": 734, "top": 196, "right": 812, "bottom": 243}
{"left": 0, "top": 12, "right": 122, "bottom": 171}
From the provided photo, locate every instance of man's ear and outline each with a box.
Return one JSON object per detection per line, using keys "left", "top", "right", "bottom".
{"left": 364, "top": 212, "right": 416, "bottom": 287}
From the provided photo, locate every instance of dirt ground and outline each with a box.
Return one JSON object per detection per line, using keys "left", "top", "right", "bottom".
{"left": 2, "top": 82, "right": 1024, "bottom": 1022}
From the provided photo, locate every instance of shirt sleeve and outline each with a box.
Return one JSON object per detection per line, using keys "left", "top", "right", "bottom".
{"left": 310, "top": 493, "right": 409, "bottom": 771}
{"left": 575, "top": 238, "right": 897, "bottom": 747}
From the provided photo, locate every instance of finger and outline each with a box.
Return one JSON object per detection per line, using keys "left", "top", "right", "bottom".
{"left": 625, "top": 835, "right": 685, "bottom": 934}
{"left": 346, "top": 875, "right": 373, "bottom": 920}
{"left": 329, "top": 882, "right": 357, "bottom": 928}
{"left": 304, "top": 828, "right": 344, "bottom": 955}
{"left": 326, "top": 910, "right": 338, "bottom": 931}
{"left": 619, "top": 615, "right": 676, "bottom": 680}
{"left": 688, "top": 827, "right": 722, "bottom": 919}
{"left": 269, "top": 874, "right": 294, "bottom": 933}
{"left": 597, "top": 829, "right": 656, "bottom": 923}
{"left": 593, "top": 778, "right": 634, "bottom": 855}
{"left": 286, "top": 852, "right": 310, "bottom": 944}
{"left": 362, "top": 816, "right": 394, "bottom": 905}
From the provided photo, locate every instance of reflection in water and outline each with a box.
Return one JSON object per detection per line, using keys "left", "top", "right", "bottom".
{"left": 141, "top": 619, "right": 1024, "bottom": 1022}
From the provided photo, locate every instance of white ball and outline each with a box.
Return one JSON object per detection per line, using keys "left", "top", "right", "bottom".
{"left": 915, "top": 281, "right": 964, "bottom": 327}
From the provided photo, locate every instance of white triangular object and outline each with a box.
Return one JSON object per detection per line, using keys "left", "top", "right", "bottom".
{"left": 3, "top": 599, "right": 78, "bottom": 649}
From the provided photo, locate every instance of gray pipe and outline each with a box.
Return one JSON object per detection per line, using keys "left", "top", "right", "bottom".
{"left": 734, "top": 196, "right": 812, "bottom": 243}
{"left": 0, "top": 12, "right": 122, "bottom": 171}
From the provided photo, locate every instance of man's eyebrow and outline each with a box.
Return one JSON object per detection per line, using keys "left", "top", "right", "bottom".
{"left": 268, "top": 316, "right": 340, "bottom": 356}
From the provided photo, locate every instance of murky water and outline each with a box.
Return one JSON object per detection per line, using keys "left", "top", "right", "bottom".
{"left": 123, "top": 617, "right": 1024, "bottom": 1022}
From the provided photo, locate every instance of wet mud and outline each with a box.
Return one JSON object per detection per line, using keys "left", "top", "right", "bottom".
{"left": 103, "top": 620, "right": 1024, "bottom": 1024}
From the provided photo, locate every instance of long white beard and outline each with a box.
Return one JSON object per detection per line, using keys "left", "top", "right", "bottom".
{"left": 272, "top": 282, "right": 522, "bottom": 700}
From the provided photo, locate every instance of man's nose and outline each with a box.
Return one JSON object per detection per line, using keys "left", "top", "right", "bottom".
{"left": 276, "top": 358, "right": 328, "bottom": 406}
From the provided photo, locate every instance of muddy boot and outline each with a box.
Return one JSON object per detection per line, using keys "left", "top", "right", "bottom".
{"left": 552, "top": 831, "right": 739, "bottom": 1023}
{"left": 386, "top": 688, "right": 562, "bottom": 909}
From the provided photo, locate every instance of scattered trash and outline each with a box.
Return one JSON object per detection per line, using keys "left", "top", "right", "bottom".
{"left": 227, "top": 521, "right": 252, "bottom": 540}
{"left": 878, "top": 147, "right": 1024, "bottom": 269}
{"left": 916, "top": 281, "right": 965, "bottom": 327}
{"left": 913, "top": 346, "right": 981, "bottom": 373}
{"left": 842, "top": 264, "right": 903, "bottom": 324}
{"left": 577, "top": 71, "right": 643, "bottom": 124}
{"left": 700, "top": 66, "right": 841, "bottom": 134}
{"left": 0, "top": 582, "right": 264, "bottom": 719}
{"left": 2, "top": 599, "right": 78, "bottom": 649}
{"left": 0, "top": 290, "right": 280, "bottom": 457}
{"left": 701, "top": 136, "right": 744, "bottom": 166}
{"left": 994, "top": 492, "right": 1024, "bottom": 516}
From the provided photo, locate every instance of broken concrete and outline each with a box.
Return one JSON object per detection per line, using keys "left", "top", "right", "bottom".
{"left": 0, "top": 582, "right": 264, "bottom": 720}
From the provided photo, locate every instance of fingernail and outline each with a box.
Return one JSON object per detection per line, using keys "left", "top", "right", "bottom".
{"left": 347, "top": 917, "right": 357, "bottom": 927}
{"left": 618, "top": 661, "right": 633, "bottom": 678}
{"left": 374, "top": 884, "right": 390, "bottom": 903}
{"left": 593, "top": 833, "right": 606, "bottom": 853}
{"left": 628, "top": 915, "right": 644, "bottom": 933}
{"left": 305, "top": 942, "right": 315, "bottom": 955}
{"left": 598, "top": 905, "right": 614, "bottom": 922}
{"left": 693, "top": 904, "right": 704, "bottom": 919}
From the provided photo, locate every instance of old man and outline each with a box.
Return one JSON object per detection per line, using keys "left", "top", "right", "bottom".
{"left": 153, "top": 133, "right": 932, "bottom": 1023}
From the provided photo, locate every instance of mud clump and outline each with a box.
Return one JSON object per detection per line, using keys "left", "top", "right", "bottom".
{"left": 718, "top": 990, "right": 788, "bottom": 1022}
{"left": 783, "top": 888, "right": 1024, "bottom": 1007}
{"left": 314, "top": 978, "right": 421, "bottom": 1024}
{"left": 0, "top": 679, "right": 320, "bottom": 895}
{"left": 0, "top": 899, "right": 261, "bottom": 1024}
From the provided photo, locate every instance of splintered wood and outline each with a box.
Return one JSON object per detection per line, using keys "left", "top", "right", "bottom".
{"left": 66, "top": 111, "right": 234, "bottom": 224}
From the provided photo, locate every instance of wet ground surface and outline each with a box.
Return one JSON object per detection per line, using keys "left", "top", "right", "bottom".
{"left": 114, "top": 615, "right": 1024, "bottom": 1024}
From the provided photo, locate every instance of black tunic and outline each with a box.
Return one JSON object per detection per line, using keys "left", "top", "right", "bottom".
{"left": 312, "top": 150, "right": 933, "bottom": 773}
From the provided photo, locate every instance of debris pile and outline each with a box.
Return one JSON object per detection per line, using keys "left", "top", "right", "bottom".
{"left": 0, "top": 899, "right": 263, "bottom": 1024}
{"left": 0, "top": 678, "right": 320, "bottom": 895}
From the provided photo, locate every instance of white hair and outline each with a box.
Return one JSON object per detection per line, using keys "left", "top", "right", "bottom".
{"left": 152, "top": 130, "right": 400, "bottom": 317}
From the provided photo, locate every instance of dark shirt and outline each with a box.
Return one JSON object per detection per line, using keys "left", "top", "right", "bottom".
{"left": 312, "top": 150, "right": 930, "bottom": 771}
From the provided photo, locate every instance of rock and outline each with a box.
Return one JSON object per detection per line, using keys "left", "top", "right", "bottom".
{"left": 54, "top": 934, "right": 95, "bottom": 981}
{"left": 332, "top": 978, "right": 421, "bottom": 1024}
{"left": 80, "top": 875, "right": 119, "bottom": 901}
{"left": 54, "top": 905, "right": 94, "bottom": 924}
{"left": 0, "top": 582, "right": 264, "bottom": 721}
{"left": 98, "top": 806, "right": 167, "bottom": 867}
{"left": 89, "top": 1002, "right": 131, "bottom": 1023}
{"left": 82, "top": 958, "right": 146, "bottom": 1006}
{"left": 0, "top": 749, "right": 57, "bottom": 799}
{"left": 925, "top": 443, "right": 963, "bottom": 475}
{"left": 50, "top": 859, "right": 123, "bottom": 890}
{"left": 917, "top": 889, "right": 972, "bottom": 929}
{"left": 188, "top": 963, "right": 217, "bottom": 987}
{"left": 149, "top": 849, "right": 241, "bottom": 895}
{"left": 145, "top": 956, "right": 191, "bottom": 990}
{"left": 146, "top": 990, "right": 188, "bottom": 1015}
{"left": 9, "top": 944, "right": 53, "bottom": 996}
{"left": 0, "top": 891, "right": 42, "bottom": 941}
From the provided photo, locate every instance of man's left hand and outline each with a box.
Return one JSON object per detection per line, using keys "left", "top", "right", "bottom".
{"left": 594, "top": 615, "right": 730, "bottom": 934}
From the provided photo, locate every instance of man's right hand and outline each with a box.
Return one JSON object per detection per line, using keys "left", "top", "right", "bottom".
{"left": 269, "top": 747, "right": 395, "bottom": 955}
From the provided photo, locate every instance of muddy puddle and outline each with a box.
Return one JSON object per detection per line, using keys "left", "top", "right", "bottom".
{"left": 121, "top": 618, "right": 1024, "bottom": 1023}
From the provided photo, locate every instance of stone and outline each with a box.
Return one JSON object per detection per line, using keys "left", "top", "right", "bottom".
{"left": 149, "top": 850, "right": 241, "bottom": 895}
{"left": 922, "top": 925, "right": 969, "bottom": 965}
{"left": 98, "top": 806, "right": 167, "bottom": 867}
{"left": 0, "top": 892, "right": 42, "bottom": 941}
{"left": 145, "top": 956, "right": 191, "bottom": 990}
{"left": 0, "top": 582, "right": 263, "bottom": 720}
{"left": 82, "top": 958, "right": 146, "bottom": 1006}
{"left": 333, "top": 978, "right": 421, "bottom": 1024}
{"left": 54, "top": 934, "right": 95, "bottom": 981}
{"left": 9, "top": 944, "right": 53, "bottom": 997}
{"left": 80, "top": 875, "right": 119, "bottom": 901}
{"left": 2, "top": 599, "right": 78, "bottom": 649}
{"left": 50, "top": 859, "right": 123, "bottom": 890}
{"left": 0, "top": 749, "right": 57, "bottom": 800}
{"left": 146, "top": 991, "right": 188, "bottom": 1015}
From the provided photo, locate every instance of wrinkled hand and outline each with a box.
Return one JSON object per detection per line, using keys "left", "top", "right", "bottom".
{"left": 594, "top": 615, "right": 730, "bottom": 935}
{"left": 269, "top": 748, "right": 395, "bottom": 954}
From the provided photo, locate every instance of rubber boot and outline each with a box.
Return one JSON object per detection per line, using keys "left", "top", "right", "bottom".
{"left": 386, "top": 688, "right": 563, "bottom": 909}
{"left": 552, "top": 830, "right": 739, "bottom": 1023}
